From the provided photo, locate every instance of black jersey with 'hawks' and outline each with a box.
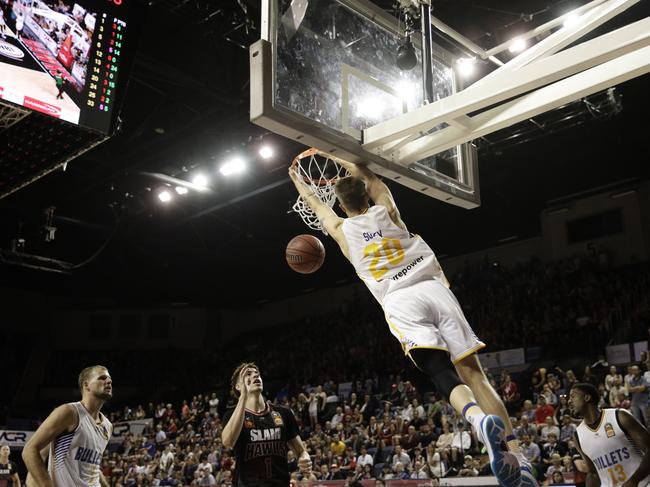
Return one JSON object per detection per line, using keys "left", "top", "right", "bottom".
{"left": 223, "top": 402, "right": 299, "bottom": 487}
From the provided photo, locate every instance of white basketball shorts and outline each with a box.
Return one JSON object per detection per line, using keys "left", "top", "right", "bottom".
{"left": 382, "top": 277, "right": 485, "bottom": 364}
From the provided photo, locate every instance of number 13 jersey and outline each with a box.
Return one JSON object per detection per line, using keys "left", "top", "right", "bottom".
{"left": 341, "top": 205, "right": 444, "bottom": 303}
{"left": 576, "top": 409, "right": 648, "bottom": 487}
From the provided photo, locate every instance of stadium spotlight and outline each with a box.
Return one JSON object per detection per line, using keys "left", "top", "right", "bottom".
{"left": 259, "top": 146, "right": 274, "bottom": 160}
{"left": 219, "top": 157, "right": 246, "bottom": 176}
{"left": 175, "top": 186, "right": 188, "bottom": 195}
{"left": 508, "top": 38, "right": 528, "bottom": 53}
{"left": 192, "top": 173, "right": 209, "bottom": 188}
{"left": 456, "top": 57, "right": 476, "bottom": 77}
{"left": 158, "top": 189, "right": 173, "bottom": 203}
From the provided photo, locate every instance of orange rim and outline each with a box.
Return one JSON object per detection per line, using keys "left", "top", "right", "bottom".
{"left": 290, "top": 148, "right": 345, "bottom": 187}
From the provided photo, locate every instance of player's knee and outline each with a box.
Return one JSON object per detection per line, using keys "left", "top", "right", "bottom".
{"left": 410, "top": 349, "right": 463, "bottom": 399}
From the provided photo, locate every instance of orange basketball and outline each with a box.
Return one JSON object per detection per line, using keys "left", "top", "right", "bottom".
{"left": 286, "top": 234, "right": 325, "bottom": 274}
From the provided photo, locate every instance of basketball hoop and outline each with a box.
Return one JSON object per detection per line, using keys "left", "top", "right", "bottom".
{"left": 289, "top": 148, "right": 350, "bottom": 234}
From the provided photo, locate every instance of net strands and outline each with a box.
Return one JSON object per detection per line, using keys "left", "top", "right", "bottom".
{"left": 290, "top": 149, "right": 349, "bottom": 234}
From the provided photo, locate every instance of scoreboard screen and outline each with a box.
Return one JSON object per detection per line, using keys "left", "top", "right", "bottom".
{"left": 0, "top": 0, "right": 145, "bottom": 134}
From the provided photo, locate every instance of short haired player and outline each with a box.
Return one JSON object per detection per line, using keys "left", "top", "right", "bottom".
{"left": 22, "top": 366, "right": 113, "bottom": 487}
{"left": 569, "top": 383, "right": 650, "bottom": 487}
{"left": 221, "top": 363, "right": 313, "bottom": 487}
{"left": 289, "top": 161, "right": 529, "bottom": 487}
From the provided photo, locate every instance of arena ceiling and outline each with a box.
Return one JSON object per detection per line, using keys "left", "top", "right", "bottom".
{"left": 0, "top": 0, "right": 649, "bottom": 306}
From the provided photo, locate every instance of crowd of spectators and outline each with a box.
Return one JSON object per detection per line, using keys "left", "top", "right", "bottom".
{"left": 97, "top": 348, "right": 650, "bottom": 487}
{"left": 4, "top": 257, "right": 650, "bottom": 486}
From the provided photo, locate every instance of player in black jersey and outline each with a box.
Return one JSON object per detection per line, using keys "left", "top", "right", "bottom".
{"left": 222, "top": 363, "right": 313, "bottom": 487}
{"left": 0, "top": 444, "right": 21, "bottom": 487}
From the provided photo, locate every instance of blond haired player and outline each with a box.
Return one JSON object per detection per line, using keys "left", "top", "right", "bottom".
{"left": 22, "top": 366, "right": 113, "bottom": 487}
{"left": 289, "top": 161, "right": 529, "bottom": 487}
{"left": 569, "top": 382, "right": 650, "bottom": 487}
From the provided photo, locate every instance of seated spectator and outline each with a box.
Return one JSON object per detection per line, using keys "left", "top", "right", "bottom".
{"left": 543, "top": 433, "right": 567, "bottom": 464}
{"left": 559, "top": 415, "right": 576, "bottom": 445}
{"left": 516, "top": 415, "right": 537, "bottom": 442}
{"left": 521, "top": 400, "right": 536, "bottom": 424}
{"left": 613, "top": 391, "right": 631, "bottom": 409}
{"left": 357, "top": 446, "right": 373, "bottom": 467}
{"left": 540, "top": 416, "right": 561, "bottom": 442}
{"left": 155, "top": 424, "right": 167, "bottom": 446}
{"left": 329, "top": 463, "right": 347, "bottom": 480}
{"left": 391, "top": 445, "right": 411, "bottom": 469}
{"left": 502, "top": 374, "right": 520, "bottom": 414}
{"left": 605, "top": 366, "right": 623, "bottom": 392}
{"left": 331, "top": 434, "right": 346, "bottom": 457}
{"left": 521, "top": 434, "right": 541, "bottom": 471}
{"left": 393, "top": 462, "right": 410, "bottom": 480}
{"left": 535, "top": 396, "right": 555, "bottom": 426}
{"left": 553, "top": 395, "right": 571, "bottom": 425}
{"left": 410, "top": 460, "right": 431, "bottom": 479}
{"left": 426, "top": 444, "right": 446, "bottom": 478}
{"left": 608, "top": 376, "right": 627, "bottom": 406}
{"left": 418, "top": 423, "right": 435, "bottom": 447}
{"left": 401, "top": 425, "right": 419, "bottom": 450}
{"left": 459, "top": 455, "right": 479, "bottom": 477}
{"left": 550, "top": 470, "right": 565, "bottom": 485}
{"left": 450, "top": 424, "right": 471, "bottom": 466}
{"left": 545, "top": 453, "right": 564, "bottom": 478}
{"left": 436, "top": 422, "right": 453, "bottom": 463}
{"left": 541, "top": 383, "right": 558, "bottom": 407}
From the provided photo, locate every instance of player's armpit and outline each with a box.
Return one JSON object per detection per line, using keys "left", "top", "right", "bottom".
{"left": 23, "top": 404, "right": 78, "bottom": 487}
{"left": 26, "top": 404, "right": 78, "bottom": 452}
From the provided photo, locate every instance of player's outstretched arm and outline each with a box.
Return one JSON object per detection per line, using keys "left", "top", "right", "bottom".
{"left": 23, "top": 405, "right": 78, "bottom": 487}
{"left": 617, "top": 409, "right": 650, "bottom": 487}
{"left": 288, "top": 169, "right": 347, "bottom": 253}
{"left": 573, "top": 433, "right": 600, "bottom": 487}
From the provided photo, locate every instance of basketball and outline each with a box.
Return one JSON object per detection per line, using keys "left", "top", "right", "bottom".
{"left": 286, "top": 234, "right": 325, "bottom": 274}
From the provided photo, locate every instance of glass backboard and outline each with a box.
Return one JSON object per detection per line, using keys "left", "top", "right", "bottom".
{"left": 251, "top": 0, "right": 480, "bottom": 208}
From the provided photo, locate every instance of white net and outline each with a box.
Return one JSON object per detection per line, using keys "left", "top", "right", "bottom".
{"left": 290, "top": 148, "right": 350, "bottom": 234}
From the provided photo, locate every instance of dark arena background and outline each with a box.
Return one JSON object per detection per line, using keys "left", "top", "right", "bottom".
{"left": 1, "top": 0, "right": 650, "bottom": 486}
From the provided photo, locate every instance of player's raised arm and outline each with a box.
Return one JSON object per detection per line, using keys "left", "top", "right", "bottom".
{"left": 334, "top": 159, "right": 406, "bottom": 230}
{"left": 23, "top": 404, "right": 78, "bottom": 487}
{"left": 616, "top": 409, "right": 650, "bottom": 487}
{"left": 288, "top": 168, "right": 346, "bottom": 251}
{"left": 221, "top": 367, "right": 252, "bottom": 449}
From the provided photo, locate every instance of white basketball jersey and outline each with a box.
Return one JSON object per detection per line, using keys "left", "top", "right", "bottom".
{"left": 341, "top": 205, "right": 445, "bottom": 303}
{"left": 576, "top": 409, "right": 648, "bottom": 487}
{"left": 48, "top": 402, "right": 112, "bottom": 487}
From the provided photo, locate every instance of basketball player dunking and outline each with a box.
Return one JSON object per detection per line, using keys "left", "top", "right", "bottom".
{"left": 289, "top": 162, "right": 531, "bottom": 487}
{"left": 22, "top": 366, "right": 113, "bottom": 487}
{"left": 221, "top": 363, "right": 313, "bottom": 487}
{"left": 570, "top": 383, "right": 650, "bottom": 487}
